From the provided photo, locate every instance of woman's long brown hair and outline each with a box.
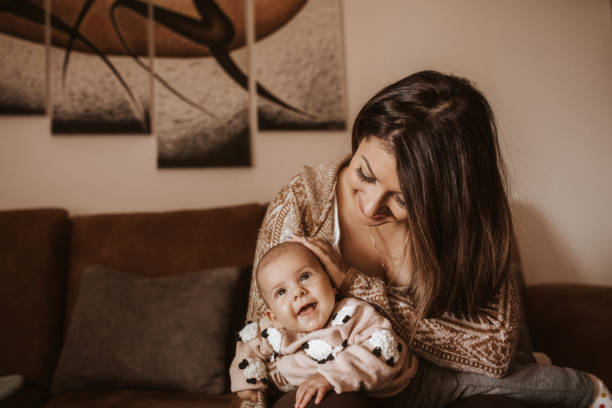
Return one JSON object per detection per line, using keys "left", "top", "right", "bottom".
{"left": 352, "top": 71, "right": 513, "bottom": 330}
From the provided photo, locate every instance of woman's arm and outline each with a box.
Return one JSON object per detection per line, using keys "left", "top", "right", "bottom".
{"left": 241, "top": 163, "right": 337, "bottom": 408}
{"left": 246, "top": 175, "right": 307, "bottom": 322}
{"left": 297, "top": 237, "right": 520, "bottom": 378}
{"left": 342, "top": 269, "right": 520, "bottom": 378}
{"left": 247, "top": 161, "right": 340, "bottom": 322}
{"left": 314, "top": 301, "right": 418, "bottom": 396}
{"left": 230, "top": 335, "right": 270, "bottom": 394}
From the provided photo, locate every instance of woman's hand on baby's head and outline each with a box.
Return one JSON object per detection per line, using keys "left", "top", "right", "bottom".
{"left": 288, "top": 235, "right": 348, "bottom": 289}
{"left": 295, "top": 373, "right": 333, "bottom": 408}
{"left": 236, "top": 389, "right": 258, "bottom": 401}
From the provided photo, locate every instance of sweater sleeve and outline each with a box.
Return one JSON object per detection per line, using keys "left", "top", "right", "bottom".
{"left": 230, "top": 323, "right": 272, "bottom": 393}
{"left": 339, "top": 269, "right": 520, "bottom": 378}
{"left": 317, "top": 303, "right": 417, "bottom": 396}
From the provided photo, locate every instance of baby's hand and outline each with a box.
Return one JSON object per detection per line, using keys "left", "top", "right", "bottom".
{"left": 295, "top": 373, "right": 332, "bottom": 408}
{"left": 236, "top": 390, "right": 258, "bottom": 401}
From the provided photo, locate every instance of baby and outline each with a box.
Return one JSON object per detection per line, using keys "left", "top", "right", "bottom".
{"left": 230, "top": 242, "right": 417, "bottom": 408}
{"left": 231, "top": 241, "right": 611, "bottom": 408}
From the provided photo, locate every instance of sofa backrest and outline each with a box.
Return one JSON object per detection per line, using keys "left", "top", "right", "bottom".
{"left": 65, "top": 203, "right": 267, "bottom": 332}
{"left": 0, "top": 208, "right": 70, "bottom": 388}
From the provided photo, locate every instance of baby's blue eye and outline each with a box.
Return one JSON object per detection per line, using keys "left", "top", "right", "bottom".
{"left": 300, "top": 272, "right": 311, "bottom": 282}
{"left": 275, "top": 288, "right": 286, "bottom": 298}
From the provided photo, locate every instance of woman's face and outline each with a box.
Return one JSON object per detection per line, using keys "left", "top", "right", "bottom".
{"left": 346, "top": 137, "right": 409, "bottom": 226}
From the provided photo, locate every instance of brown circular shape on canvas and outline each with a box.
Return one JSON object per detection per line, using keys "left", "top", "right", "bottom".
{"left": 0, "top": 0, "right": 307, "bottom": 56}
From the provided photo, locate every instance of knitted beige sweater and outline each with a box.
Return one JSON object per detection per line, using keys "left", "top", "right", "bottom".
{"left": 240, "top": 158, "right": 520, "bottom": 408}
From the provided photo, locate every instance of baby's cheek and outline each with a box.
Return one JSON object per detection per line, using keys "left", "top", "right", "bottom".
{"left": 279, "top": 304, "right": 295, "bottom": 321}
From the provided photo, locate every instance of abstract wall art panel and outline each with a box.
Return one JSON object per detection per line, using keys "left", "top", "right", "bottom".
{"left": 254, "top": 0, "right": 347, "bottom": 131}
{"left": 154, "top": 0, "right": 251, "bottom": 168}
{"left": 49, "top": 0, "right": 152, "bottom": 134}
{"left": 0, "top": 1, "right": 47, "bottom": 115}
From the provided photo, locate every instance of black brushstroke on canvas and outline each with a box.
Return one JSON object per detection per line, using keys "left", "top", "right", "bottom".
{"left": 1, "top": 0, "right": 310, "bottom": 134}
{"left": 258, "top": 108, "right": 346, "bottom": 131}
{"left": 52, "top": 3, "right": 150, "bottom": 132}
{"left": 158, "top": 108, "right": 251, "bottom": 168}
{"left": 110, "top": 1, "right": 216, "bottom": 118}
{"left": 111, "top": 0, "right": 310, "bottom": 117}
{"left": 0, "top": 1, "right": 150, "bottom": 130}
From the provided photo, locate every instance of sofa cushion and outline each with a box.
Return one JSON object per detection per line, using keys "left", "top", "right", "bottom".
{"left": 44, "top": 388, "right": 234, "bottom": 408}
{"left": 66, "top": 203, "right": 267, "bottom": 331}
{"left": 0, "top": 208, "right": 69, "bottom": 388}
{"left": 51, "top": 265, "right": 243, "bottom": 394}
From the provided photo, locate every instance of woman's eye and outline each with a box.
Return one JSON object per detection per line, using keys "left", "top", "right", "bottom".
{"left": 275, "top": 288, "right": 286, "bottom": 298}
{"left": 394, "top": 194, "right": 407, "bottom": 209}
{"left": 355, "top": 167, "right": 376, "bottom": 184}
{"left": 299, "top": 272, "right": 311, "bottom": 282}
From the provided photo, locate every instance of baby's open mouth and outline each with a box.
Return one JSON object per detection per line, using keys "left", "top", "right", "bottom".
{"left": 297, "top": 302, "right": 317, "bottom": 316}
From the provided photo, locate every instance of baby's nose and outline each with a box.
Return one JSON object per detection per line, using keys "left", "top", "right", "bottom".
{"left": 294, "top": 285, "right": 307, "bottom": 298}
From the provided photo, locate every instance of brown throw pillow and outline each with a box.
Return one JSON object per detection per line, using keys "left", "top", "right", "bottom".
{"left": 51, "top": 265, "right": 241, "bottom": 394}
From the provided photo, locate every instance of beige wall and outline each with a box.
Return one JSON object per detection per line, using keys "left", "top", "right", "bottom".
{"left": 1, "top": 0, "right": 611, "bottom": 286}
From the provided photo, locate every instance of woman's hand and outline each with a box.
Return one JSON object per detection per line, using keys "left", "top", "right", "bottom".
{"left": 236, "top": 390, "right": 258, "bottom": 401}
{"left": 295, "top": 373, "right": 333, "bottom": 408}
{"left": 287, "top": 236, "right": 349, "bottom": 289}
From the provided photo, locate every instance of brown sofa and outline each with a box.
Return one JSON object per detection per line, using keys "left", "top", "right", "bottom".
{"left": 1, "top": 205, "right": 610, "bottom": 408}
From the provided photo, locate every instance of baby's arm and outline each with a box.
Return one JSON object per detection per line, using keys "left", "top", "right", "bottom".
{"left": 315, "top": 303, "right": 415, "bottom": 394}
{"left": 229, "top": 321, "right": 271, "bottom": 398}
{"left": 280, "top": 300, "right": 417, "bottom": 404}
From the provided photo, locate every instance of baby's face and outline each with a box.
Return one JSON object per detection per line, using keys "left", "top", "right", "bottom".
{"left": 259, "top": 246, "right": 336, "bottom": 333}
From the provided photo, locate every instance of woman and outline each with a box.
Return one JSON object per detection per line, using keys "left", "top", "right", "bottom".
{"left": 244, "top": 71, "right": 600, "bottom": 408}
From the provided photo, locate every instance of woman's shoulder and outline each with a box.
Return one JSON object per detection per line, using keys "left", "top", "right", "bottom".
{"left": 292, "top": 157, "right": 348, "bottom": 197}
{"left": 272, "top": 156, "right": 348, "bottom": 218}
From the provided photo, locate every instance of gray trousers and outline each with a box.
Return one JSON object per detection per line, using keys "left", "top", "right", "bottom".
{"left": 378, "top": 352, "right": 594, "bottom": 408}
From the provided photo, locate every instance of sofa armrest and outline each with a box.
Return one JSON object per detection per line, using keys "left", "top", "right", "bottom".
{"left": 0, "top": 209, "right": 69, "bottom": 389}
{"left": 0, "top": 384, "right": 49, "bottom": 408}
{"left": 524, "top": 284, "right": 612, "bottom": 385}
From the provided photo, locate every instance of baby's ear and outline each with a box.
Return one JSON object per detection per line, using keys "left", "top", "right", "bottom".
{"left": 266, "top": 309, "right": 280, "bottom": 326}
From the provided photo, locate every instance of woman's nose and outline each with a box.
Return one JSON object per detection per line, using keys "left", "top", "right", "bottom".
{"left": 362, "top": 188, "right": 385, "bottom": 217}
